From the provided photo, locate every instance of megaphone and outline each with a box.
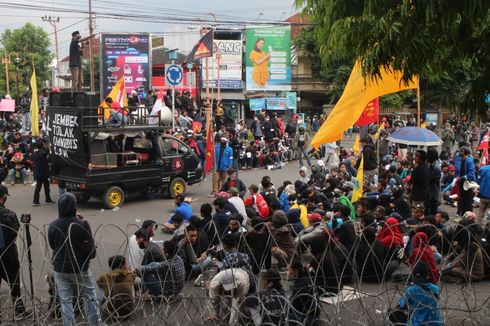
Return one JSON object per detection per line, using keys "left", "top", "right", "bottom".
{"left": 463, "top": 181, "right": 480, "bottom": 191}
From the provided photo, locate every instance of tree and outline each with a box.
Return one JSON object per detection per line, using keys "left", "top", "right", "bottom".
{"left": 294, "top": 0, "right": 490, "bottom": 115}
{"left": 0, "top": 23, "right": 52, "bottom": 98}
{"left": 295, "top": 26, "right": 415, "bottom": 108}
{"left": 83, "top": 55, "right": 100, "bottom": 92}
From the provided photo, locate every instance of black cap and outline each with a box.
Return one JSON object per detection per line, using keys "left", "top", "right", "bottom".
{"left": 72, "top": 31, "right": 80, "bottom": 37}
{"left": 141, "top": 219, "right": 157, "bottom": 230}
{"left": 0, "top": 185, "right": 10, "bottom": 197}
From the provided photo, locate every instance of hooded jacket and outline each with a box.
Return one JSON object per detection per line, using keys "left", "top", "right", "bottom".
{"left": 48, "top": 193, "right": 95, "bottom": 273}
{"left": 376, "top": 217, "right": 404, "bottom": 249}
{"left": 409, "top": 232, "right": 440, "bottom": 284}
{"left": 356, "top": 144, "right": 377, "bottom": 171}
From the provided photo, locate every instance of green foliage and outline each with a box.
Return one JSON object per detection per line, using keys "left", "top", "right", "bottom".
{"left": 295, "top": 0, "right": 490, "bottom": 114}
{"left": 0, "top": 23, "right": 52, "bottom": 97}
{"left": 83, "top": 55, "right": 100, "bottom": 91}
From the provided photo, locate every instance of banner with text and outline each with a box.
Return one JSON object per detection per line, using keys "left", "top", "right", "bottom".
{"left": 100, "top": 33, "right": 151, "bottom": 100}
{"left": 46, "top": 107, "right": 86, "bottom": 169}
{"left": 245, "top": 26, "right": 291, "bottom": 91}
{"left": 203, "top": 39, "right": 243, "bottom": 89}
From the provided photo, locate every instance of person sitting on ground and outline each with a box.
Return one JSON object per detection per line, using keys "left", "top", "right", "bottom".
{"left": 220, "top": 168, "right": 247, "bottom": 198}
{"left": 244, "top": 184, "right": 270, "bottom": 218}
{"left": 408, "top": 232, "right": 441, "bottom": 284}
{"left": 128, "top": 220, "right": 157, "bottom": 270}
{"left": 376, "top": 215, "right": 404, "bottom": 259}
{"left": 390, "top": 261, "right": 442, "bottom": 325}
{"left": 227, "top": 187, "right": 248, "bottom": 225}
{"left": 215, "top": 191, "right": 239, "bottom": 215}
{"left": 134, "top": 229, "right": 165, "bottom": 297}
{"left": 212, "top": 197, "right": 233, "bottom": 239}
{"left": 298, "top": 167, "right": 310, "bottom": 184}
{"left": 96, "top": 255, "right": 135, "bottom": 321}
{"left": 333, "top": 205, "right": 356, "bottom": 251}
{"left": 287, "top": 260, "right": 320, "bottom": 325}
{"left": 269, "top": 211, "right": 296, "bottom": 268}
{"left": 168, "top": 213, "right": 187, "bottom": 239}
{"left": 177, "top": 225, "right": 211, "bottom": 278}
{"left": 136, "top": 241, "right": 186, "bottom": 299}
{"left": 242, "top": 217, "right": 272, "bottom": 274}
{"left": 163, "top": 195, "right": 193, "bottom": 233}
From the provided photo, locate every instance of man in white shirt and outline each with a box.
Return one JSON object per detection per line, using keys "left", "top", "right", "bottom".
{"left": 227, "top": 187, "right": 248, "bottom": 226}
{"left": 127, "top": 219, "right": 157, "bottom": 270}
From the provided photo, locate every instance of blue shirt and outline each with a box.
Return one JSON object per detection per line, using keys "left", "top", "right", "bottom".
{"left": 176, "top": 202, "right": 193, "bottom": 221}
{"left": 399, "top": 282, "right": 443, "bottom": 326}
{"left": 478, "top": 165, "right": 490, "bottom": 198}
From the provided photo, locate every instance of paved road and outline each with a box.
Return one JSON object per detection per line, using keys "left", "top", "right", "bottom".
{"left": 3, "top": 157, "right": 490, "bottom": 325}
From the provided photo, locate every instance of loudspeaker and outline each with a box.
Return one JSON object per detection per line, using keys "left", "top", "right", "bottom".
{"left": 73, "top": 93, "right": 100, "bottom": 128}
{"left": 49, "top": 92, "right": 73, "bottom": 107}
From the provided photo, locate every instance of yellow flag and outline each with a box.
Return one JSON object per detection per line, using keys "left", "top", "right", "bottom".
{"left": 311, "top": 62, "right": 418, "bottom": 148}
{"left": 374, "top": 122, "right": 385, "bottom": 141}
{"left": 352, "top": 133, "right": 360, "bottom": 154}
{"left": 351, "top": 155, "right": 363, "bottom": 203}
{"left": 30, "top": 70, "right": 39, "bottom": 136}
{"left": 98, "top": 76, "right": 128, "bottom": 119}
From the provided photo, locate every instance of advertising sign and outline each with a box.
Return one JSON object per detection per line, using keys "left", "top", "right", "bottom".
{"left": 286, "top": 92, "right": 297, "bottom": 111}
{"left": 46, "top": 107, "right": 86, "bottom": 169}
{"left": 204, "top": 40, "right": 243, "bottom": 89}
{"left": 100, "top": 33, "right": 151, "bottom": 99}
{"left": 266, "top": 97, "right": 287, "bottom": 110}
{"left": 245, "top": 26, "right": 291, "bottom": 91}
{"left": 249, "top": 98, "right": 266, "bottom": 111}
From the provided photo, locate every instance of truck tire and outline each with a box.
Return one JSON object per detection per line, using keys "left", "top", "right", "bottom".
{"left": 168, "top": 177, "right": 186, "bottom": 198}
{"left": 103, "top": 186, "right": 125, "bottom": 209}
{"left": 75, "top": 192, "right": 91, "bottom": 204}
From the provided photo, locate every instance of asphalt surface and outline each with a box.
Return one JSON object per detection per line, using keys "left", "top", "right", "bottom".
{"left": 1, "top": 149, "right": 490, "bottom": 325}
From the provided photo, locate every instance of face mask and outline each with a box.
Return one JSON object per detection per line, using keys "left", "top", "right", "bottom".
{"left": 138, "top": 242, "right": 146, "bottom": 250}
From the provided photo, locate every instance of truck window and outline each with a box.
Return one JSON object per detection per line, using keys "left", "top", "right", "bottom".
{"left": 161, "top": 138, "right": 189, "bottom": 156}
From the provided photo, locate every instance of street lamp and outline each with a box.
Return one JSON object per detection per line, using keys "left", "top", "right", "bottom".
{"left": 2, "top": 51, "right": 20, "bottom": 96}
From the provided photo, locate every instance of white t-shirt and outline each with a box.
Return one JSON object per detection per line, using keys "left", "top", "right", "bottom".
{"left": 228, "top": 196, "right": 248, "bottom": 225}
{"left": 127, "top": 234, "right": 144, "bottom": 270}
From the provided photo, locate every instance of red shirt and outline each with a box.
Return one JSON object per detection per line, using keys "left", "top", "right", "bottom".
{"left": 244, "top": 193, "right": 270, "bottom": 218}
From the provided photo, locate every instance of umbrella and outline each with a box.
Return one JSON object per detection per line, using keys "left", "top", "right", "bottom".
{"left": 386, "top": 127, "right": 442, "bottom": 146}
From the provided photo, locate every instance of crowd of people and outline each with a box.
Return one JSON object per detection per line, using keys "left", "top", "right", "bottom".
{"left": 2, "top": 82, "right": 490, "bottom": 325}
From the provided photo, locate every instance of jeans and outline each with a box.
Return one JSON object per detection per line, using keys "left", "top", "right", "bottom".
{"left": 297, "top": 147, "right": 311, "bottom": 167}
{"left": 8, "top": 168, "right": 27, "bottom": 183}
{"left": 190, "top": 256, "right": 213, "bottom": 276}
{"left": 53, "top": 270, "right": 101, "bottom": 326}
{"left": 109, "top": 111, "right": 129, "bottom": 124}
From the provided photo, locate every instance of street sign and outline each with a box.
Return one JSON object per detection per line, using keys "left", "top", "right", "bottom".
{"left": 165, "top": 64, "right": 183, "bottom": 86}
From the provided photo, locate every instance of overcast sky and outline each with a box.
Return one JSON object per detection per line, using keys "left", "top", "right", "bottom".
{"left": 0, "top": 0, "right": 298, "bottom": 57}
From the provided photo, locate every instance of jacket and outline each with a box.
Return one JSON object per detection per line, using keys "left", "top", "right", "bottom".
{"left": 478, "top": 165, "right": 490, "bottom": 199}
{"left": 48, "top": 193, "right": 95, "bottom": 273}
{"left": 427, "top": 161, "right": 441, "bottom": 202}
{"left": 215, "top": 144, "right": 233, "bottom": 172}
{"left": 410, "top": 163, "right": 429, "bottom": 201}
{"left": 32, "top": 149, "right": 50, "bottom": 179}
{"left": 0, "top": 204, "right": 20, "bottom": 258}
{"left": 220, "top": 178, "right": 247, "bottom": 198}
{"left": 96, "top": 268, "right": 135, "bottom": 317}
{"left": 455, "top": 154, "right": 476, "bottom": 182}
{"left": 294, "top": 132, "right": 310, "bottom": 148}
{"left": 398, "top": 282, "right": 443, "bottom": 325}
{"left": 356, "top": 144, "right": 377, "bottom": 171}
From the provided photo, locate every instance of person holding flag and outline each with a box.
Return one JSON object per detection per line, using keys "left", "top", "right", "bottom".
{"left": 354, "top": 138, "right": 377, "bottom": 192}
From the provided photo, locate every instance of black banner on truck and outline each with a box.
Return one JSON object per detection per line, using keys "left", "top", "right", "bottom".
{"left": 46, "top": 107, "right": 86, "bottom": 168}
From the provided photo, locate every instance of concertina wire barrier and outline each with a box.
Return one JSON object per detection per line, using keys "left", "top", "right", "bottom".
{"left": 0, "top": 218, "right": 488, "bottom": 325}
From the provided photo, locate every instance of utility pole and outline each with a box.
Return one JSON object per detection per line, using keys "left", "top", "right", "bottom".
{"left": 41, "top": 16, "right": 60, "bottom": 87}
{"left": 88, "top": 0, "right": 95, "bottom": 92}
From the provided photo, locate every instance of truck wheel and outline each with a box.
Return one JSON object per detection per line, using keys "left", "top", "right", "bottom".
{"left": 103, "top": 186, "right": 125, "bottom": 209}
{"left": 75, "top": 192, "right": 91, "bottom": 204}
{"left": 168, "top": 177, "right": 186, "bottom": 198}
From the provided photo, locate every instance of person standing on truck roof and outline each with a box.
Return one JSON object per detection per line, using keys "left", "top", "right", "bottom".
{"left": 32, "top": 141, "right": 54, "bottom": 206}
{"left": 212, "top": 136, "right": 234, "bottom": 195}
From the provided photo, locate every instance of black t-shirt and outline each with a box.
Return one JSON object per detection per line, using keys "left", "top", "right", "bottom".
{"left": 69, "top": 40, "right": 81, "bottom": 67}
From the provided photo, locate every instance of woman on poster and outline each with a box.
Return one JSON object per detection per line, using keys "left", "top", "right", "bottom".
{"left": 249, "top": 38, "right": 271, "bottom": 88}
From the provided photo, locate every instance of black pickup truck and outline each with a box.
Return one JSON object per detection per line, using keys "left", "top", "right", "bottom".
{"left": 47, "top": 104, "right": 202, "bottom": 208}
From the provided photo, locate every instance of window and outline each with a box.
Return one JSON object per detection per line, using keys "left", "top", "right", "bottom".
{"left": 160, "top": 138, "right": 189, "bottom": 156}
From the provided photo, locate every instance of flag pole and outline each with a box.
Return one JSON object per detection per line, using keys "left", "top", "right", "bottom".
{"left": 417, "top": 79, "right": 421, "bottom": 127}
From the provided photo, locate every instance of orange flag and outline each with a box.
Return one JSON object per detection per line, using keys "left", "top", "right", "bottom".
{"left": 99, "top": 77, "right": 128, "bottom": 120}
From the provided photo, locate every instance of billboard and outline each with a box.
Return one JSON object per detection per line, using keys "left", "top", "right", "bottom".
{"left": 249, "top": 98, "right": 266, "bottom": 110}
{"left": 204, "top": 39, "right": 243, "bottom": 89}
{"left": 245, "top": 26, "right": 291, "bottom": 91}
{"left": 100, "top": 33, "right": 151, "bottom": 99}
